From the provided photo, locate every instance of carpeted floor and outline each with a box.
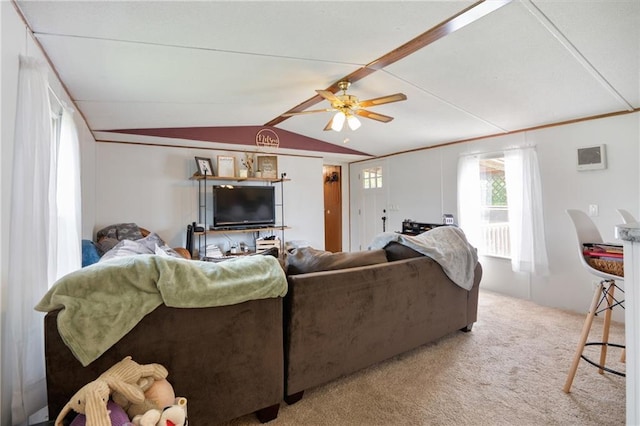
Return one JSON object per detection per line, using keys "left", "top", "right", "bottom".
{"left": 223, "top": 289, "right": 626, "bottom": 425}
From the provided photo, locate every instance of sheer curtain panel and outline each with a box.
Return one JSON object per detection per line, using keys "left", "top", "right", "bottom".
{"left": 55, "top": 107, "right": 82, "bottom": 279}
{"left": 457, "top": 155, "right": 482, "bottom": 249}
{"left": 6, "top": 56, "right": 52, "bottom": 425}
{"left": 458, "top": 148, "right": 549, "bottom": 276}
{"left": 504, "top": 147, "right": 550, "bottom": 275}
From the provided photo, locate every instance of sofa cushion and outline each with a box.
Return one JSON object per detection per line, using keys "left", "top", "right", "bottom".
{"left": 383, "top": 242, "right": 425, "bottom": 262}
{"left": 285, "top": 247, "right": 388, "bottom": 275}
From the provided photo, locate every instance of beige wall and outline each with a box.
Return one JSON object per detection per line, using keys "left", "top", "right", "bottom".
{"left": 92, "top": 143, "right": 328, "bottom": 253}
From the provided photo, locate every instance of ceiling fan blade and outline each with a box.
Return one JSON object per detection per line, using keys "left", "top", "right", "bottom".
{"left": 358, "top": 93, "right": 407, "bottom": 108}
{"left": 316, "top": 90, "right": 342, "bottom": 103}
{"left": 355, "top": 109, "right": 394, "bottom": 123}
{"left": 323, "top": 117, "right": 335, "bottom": 131}
{"left": 281, "top": 108, "right": 333, "bottom": 117}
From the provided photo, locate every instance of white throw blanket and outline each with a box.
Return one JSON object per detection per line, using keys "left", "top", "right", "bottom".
{"left": 369, "top": 226, "right": 478, "bottom": 291}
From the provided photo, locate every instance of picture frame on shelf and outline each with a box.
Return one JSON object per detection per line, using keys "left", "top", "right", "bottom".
{"left": 257, "top": 155, "right": 278, "bottom": 179}
{"left": 217, "top": 155, "right": 236, "bottom": 177}
{"left": 195, "top": 156, "right": 214, "bottom": 176}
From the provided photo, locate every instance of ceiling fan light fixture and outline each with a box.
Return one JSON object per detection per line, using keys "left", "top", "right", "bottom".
{"left": 347, "top": 114, "right": 361, "bottom": 131}
{"left": 287, "top": 80, "right": 406, "bottom": 131}
{"left": 331, "top": 111, "right": 346, "bottom": 131}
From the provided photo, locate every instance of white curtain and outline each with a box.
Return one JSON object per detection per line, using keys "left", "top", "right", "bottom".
{"left": 7, "top": 56, "right": 52, "bottom": 425}
{"left": 55, "top": 106, "right": 82, "bottom": 279}
{"left": 457, "top": 155, "right": 482, "bottom": 249}
{"left": 504, "top": 147, "right": 550, "bottom": 275}
{"left": 458, "top": 148, "right": 549, "bottom": 276}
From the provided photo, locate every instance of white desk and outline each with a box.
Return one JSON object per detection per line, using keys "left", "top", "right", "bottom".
{"left": 616, "top": 222, "right": 640, "bottom": 425}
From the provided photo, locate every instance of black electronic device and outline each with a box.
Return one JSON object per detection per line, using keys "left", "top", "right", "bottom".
{"left": 212, "top": 185, "right": 276, "bottom": 229}
{"left": 186, "top": 223, "right": 194, "bottom": 258}
{"left": 401, "top": 220, "right": 446, "bottom": 236}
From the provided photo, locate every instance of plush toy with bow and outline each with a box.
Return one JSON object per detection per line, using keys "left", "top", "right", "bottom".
{"left": 113, "top": 377, "right": 176, "bottom": 419}
{"left": 131, "top": 397, "right": 188, "bottom": 426}
{"left": 55, "top": 356, "right": 168, "bottom": 426}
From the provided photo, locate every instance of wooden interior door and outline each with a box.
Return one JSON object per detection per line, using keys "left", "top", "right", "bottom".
{"left": 323, "top": 165, "right": 342, "bottom": 252}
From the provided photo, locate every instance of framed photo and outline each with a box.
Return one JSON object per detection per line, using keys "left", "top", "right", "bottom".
{"left": 195, "top": 156, "right": 214, "bottom": 176}
{"left": 217, "top": 155, "right": 236, "bottom": 177}
{"left": 257, "top": 155, "right": 278, "bottom": 179}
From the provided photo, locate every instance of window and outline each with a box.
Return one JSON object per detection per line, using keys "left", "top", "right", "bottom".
{"left": 479, "top": 157, "right": 510, "bottom": 258}
{"left": 362, "top": 166, "right": 382, "bottom": 189}
{"left": 458, "top": 148, "right": 549, "bottom": 275}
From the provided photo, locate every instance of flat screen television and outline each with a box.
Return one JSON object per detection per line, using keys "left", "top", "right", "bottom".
{"left": 212, "top": 185, "right": 276, "bottom": 229}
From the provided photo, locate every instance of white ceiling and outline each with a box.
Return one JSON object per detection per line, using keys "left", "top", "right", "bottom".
{"left": 15, "top": 0, "right": 640, "bottom": 160}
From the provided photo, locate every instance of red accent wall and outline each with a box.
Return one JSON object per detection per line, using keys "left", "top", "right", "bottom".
{"left": 105, "top": 125, "right": 370, "bottom": 156}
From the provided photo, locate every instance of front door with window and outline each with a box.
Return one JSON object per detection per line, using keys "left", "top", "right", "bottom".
{"left": 355, "top": 164, "right": 387, "bottom": 250}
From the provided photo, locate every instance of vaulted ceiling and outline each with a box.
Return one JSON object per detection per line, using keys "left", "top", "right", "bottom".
{"left": 15, "top": 1, "right": 640, "bottom": 161}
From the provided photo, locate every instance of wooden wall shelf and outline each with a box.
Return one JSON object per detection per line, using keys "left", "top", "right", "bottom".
{"left": 195, "top": 226, "right": 290, "bottom": 236}
{"left": 190, "top": 174, "right": 290, "bottom": 184}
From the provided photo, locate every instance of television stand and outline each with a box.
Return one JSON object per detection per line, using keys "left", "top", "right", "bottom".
{"left": 202, "top": 226, "right": 290, "bottom": 235}
{"left": 188, "top": 173, "right": 291, "bottom": 258}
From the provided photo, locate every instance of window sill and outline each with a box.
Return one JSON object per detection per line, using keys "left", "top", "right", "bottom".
{"left": 478, "top": 253, "right": 512, "bottom": 261}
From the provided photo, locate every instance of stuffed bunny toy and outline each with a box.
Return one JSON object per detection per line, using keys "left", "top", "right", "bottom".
{"left": 55, "top": 356, "right": 168, "bottom": 426}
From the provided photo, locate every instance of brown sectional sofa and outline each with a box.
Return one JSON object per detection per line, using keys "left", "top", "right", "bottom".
{"left": 44, "top": 298, "right": 284, "bottom": 425}
{"left": 283, "top": 245, "right": 482, "bottom": 403}
{"left": 43, "top": 240, "right": 481, "bottom": 424}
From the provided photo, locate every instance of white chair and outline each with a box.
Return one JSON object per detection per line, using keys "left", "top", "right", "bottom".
{"left": 615, "top": 208, "right": 634, "bottom": 364}
{"left": 563, "top": 209, "right": 625, "bottom": 393}
{"left": 617, "top": 208, "right": 637, "bottom": 224}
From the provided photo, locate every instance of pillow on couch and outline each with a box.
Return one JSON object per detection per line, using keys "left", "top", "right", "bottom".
{"left": 382, "top": 242, "right": 424, "bottom": 262}
{"left": 96, "top": 222, "right": 144, "bottom": 241}
{"left": 98, "top": 231, "right": 183, "bottom": 261}
{"left": 285, "top": 247, "right": 388, "bottom": 276}
{"left": 136, "top": 232, "right": 182, "bottom": 258}
{"left": 81, "top": 240, "right": 101, "bottom": 267}
{"left": 99, "top": 239, "right": 153, "bottom": 262}
{"left": 94, "top": 237, "right": 119, "bottom": 256}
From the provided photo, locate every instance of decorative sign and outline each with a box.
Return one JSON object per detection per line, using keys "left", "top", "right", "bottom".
{"left": 255, "top": 128, "right": 280, "bottom": 148}
{"left": 217, "top": 155, "right": 236, "bottom": 177}
{"left": 257, "top": 155, "right": 278, "bottom": 179}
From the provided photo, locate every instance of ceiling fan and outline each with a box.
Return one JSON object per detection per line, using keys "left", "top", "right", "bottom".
{"left": 283, "top": 81, "right": 407, "bottom": 132}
